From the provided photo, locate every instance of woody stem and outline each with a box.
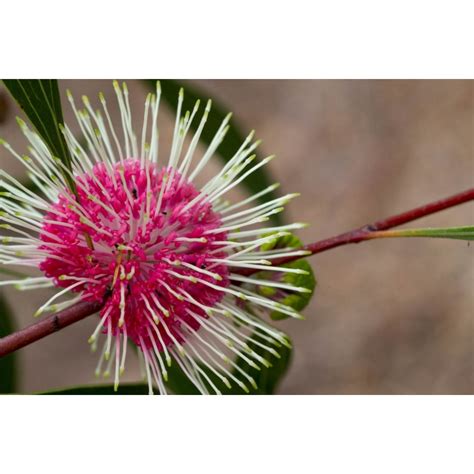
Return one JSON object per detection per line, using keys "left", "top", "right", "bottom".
{"left": 0, "top": 187, "right": 472, "bottom": 357}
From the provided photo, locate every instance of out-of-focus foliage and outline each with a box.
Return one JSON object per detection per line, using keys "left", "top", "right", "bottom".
{"left": 0, "top": 293, "right": 16, "bottom": 393}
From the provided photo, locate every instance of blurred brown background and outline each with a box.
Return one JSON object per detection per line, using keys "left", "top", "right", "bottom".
{"left": 0, "top": 80, "right": 472, "bottom": 394}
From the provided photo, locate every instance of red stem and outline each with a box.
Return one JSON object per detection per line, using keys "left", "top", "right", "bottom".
{"left": 0, "top": 187, "right": 472, "bottom": 358}
{"left": 0, "top": 301, "right": 102, "bottom": 357}
{"left": 235, "top": 187, "right": 474, "bottom": 274}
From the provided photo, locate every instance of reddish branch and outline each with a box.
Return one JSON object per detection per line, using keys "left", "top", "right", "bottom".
{"left": 0, "top": 187, "right": 472, "bottom": 358}
{"left": 0, "top": 301, "right": 102, "bottom": 357}
{"left": 240, "top": 186, "right": 474, "bottom": 273}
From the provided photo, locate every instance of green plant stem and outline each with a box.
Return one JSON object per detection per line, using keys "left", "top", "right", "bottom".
{"left": 365, "top": 226, "right": 473, "bottom": 240}
{"left": 0, "top": 187, "right": 472, "bottom": 358}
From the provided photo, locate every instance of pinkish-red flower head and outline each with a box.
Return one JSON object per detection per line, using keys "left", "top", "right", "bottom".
{"left": 40, "top": 159, "right": 229, "bottom": 359}
{"left": 0, "top": 81, "right": 307, "bottom": 394}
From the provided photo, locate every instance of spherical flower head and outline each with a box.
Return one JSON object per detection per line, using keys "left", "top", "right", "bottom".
{"left": 0, "top": 81, "right": 307, "bottom": 394}
{"left": 40, "top": 159, "right": 229, "bottom": 358}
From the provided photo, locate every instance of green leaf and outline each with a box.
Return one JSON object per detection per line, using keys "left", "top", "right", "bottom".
{"left": 164, "top": 331, "right": 292, "bottom": 395}
{"left": 231, "top": 333, "right": 292, "bottom": 394}
{"left": 164, "top": 359, "right": 201, "bottom": 395}
{"left": 256, "top": 232, "right": 316, "bottom": 320}
{"left": 144, "top": 80, "right": 283, "bottom": 225}
{"left": 372, "top": 226, "right": 474, "bottom": 241}
{"left": 2, "top": 80, "right": 75, "bottom": 190}
{"left": 123, "top": 341, "right": 201, "bottom": 394}
{"left": 0, "top": 292, "right": 17, "bottom": 393}
{"left": 38, "top": 383, "right": 149, "bottom": 395}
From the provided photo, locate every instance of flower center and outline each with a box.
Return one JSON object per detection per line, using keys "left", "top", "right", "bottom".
{"left": 39, "top": 158, "right": 229, "bottom": 351}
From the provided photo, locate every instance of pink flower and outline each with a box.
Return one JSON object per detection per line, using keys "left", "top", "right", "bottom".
{"left": 0, "top": 82, "right": 308, "bottom": 394}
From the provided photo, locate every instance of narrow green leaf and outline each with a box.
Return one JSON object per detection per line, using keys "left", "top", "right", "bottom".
{"left": 0, "top": 292, "right": 17, "bottom": 393}
{"left": 38, "top": 383, "right": 149, "bottom": 395}
{"left": 372, "top": 226, "right": 474, "bottom": 241}
{"left": 2, "top": 79, "right": 75, "bottom": 190}
{"left": 144, "top": 80, "right": 283, "bottom": 224}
